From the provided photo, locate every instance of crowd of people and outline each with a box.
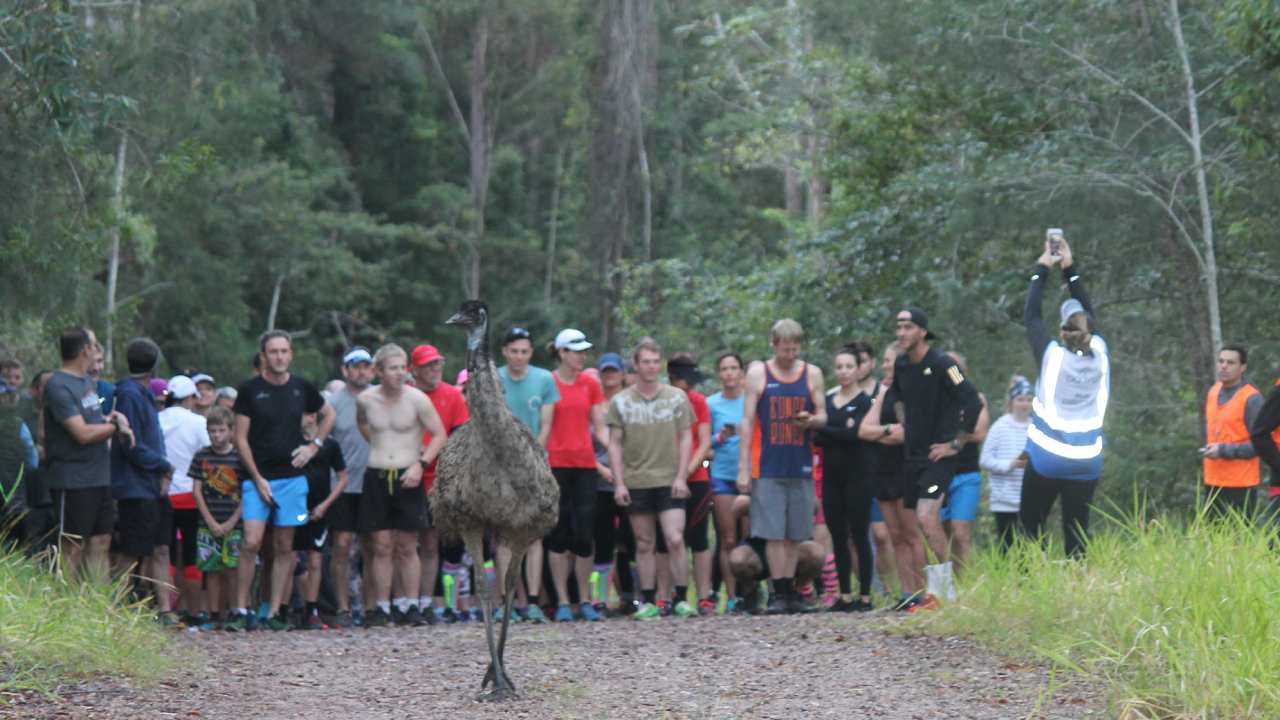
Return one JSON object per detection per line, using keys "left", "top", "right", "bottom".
{"left": 2, "top": 238, "right": 1279, "bottom": 632}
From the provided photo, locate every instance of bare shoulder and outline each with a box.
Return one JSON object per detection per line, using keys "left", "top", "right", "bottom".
{"left": 356, "top": 386, "right": 377, "bottom": 408}
{"left": 745, "top": 360, "right": 766, "bottom": 381}
{"left": 404, "top": 385, "right": 432, "bottom": 407}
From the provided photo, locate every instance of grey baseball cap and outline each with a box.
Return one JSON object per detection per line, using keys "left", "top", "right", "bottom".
{"left": 1060, "top": 299, "right": 1086, "bottom": 326}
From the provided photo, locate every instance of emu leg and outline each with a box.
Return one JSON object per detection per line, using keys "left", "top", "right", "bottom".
{"left": 484, "top": 543, "right": 525, "bottom": 692}
{"left": 464, "top": 531, "right": 512, "bottom": 701}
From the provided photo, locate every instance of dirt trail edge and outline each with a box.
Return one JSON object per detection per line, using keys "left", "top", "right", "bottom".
{"left": 6, "top": 613, "right": 1102, "bottom": 719}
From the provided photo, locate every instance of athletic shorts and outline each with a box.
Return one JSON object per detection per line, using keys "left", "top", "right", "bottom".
{"left": 170, "top": 507, "right": 199, "bottom": 567}
{"left": 684, "top": 482, "right": 713, "bottom": 553}
{"left": 328, "top": 493, "right": 361, "bottom": 533}
{"left": 53, "top": 486, "right": 115, "bottom": 539}
{"left": 870, "top": 498, "right": 884, "bottom": 524}
{"left": 359, "top": 467, "right": 428, "bottom": 533}
{"left": 293, "top": 520, "right": 330, "bottom": 552}
{"left": 905, "top": 458, "right": 956, "bottom": 503}
{"left": 873, "top": 469, "right": 912, "bottom": 505}
{"left": 940, "top": 472, "right": 981, "bottom": 522}
{"left": 113, "top": 497, "right": 172, "bottom": 558}
{"left": 627, "top": 486, "right": 685, "bottom": 515}
{"left": 241, "top": 477, "right": 310, "bottom": 527}
{"left": 196, "top": 526, "right": 242, "bottom": 572}
{"left": 748, "top": 476, "right": 814, "bottom": 542}
{"left": 709, "top": 475, "right": 738, "bottom": 497}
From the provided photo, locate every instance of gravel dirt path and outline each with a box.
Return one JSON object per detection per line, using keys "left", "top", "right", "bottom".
{"left": 5, "top": 612, "right": 1102, "bottom": 719}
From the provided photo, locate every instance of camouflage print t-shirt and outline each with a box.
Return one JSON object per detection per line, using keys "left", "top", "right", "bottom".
{"left": 605, "top": 385, "right": 692, "bottom": 490}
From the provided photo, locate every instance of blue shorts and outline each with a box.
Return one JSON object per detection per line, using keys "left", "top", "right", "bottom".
{"left": 940, "top": 472, "right": 981, "bottom": 522}
{"left": 710, "top": 475, "right": 738, "bottom": 497}
{"left": 241, "top": 477, "right": 310, "bottom": 527}
{"left": 870, "top": 498, "right": 883, "bottom": 523}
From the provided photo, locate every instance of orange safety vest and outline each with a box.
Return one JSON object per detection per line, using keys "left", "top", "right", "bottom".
{"left": 1204, "top": 381, "right": 1261, "bottom": 488}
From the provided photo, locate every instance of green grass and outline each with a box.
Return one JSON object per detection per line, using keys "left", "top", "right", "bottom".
{"left": 0, "top": 544, "right": 176, "bottom": 695}
{"left": 913, "top": 502, "right": 1280, "bottom": 719}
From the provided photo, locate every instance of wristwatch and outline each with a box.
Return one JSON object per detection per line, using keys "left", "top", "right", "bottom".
{"left": 881, "top": 424, "right": 891, "bottom": 437}
{"left": 949, "top": 437, "right": 964, "bottom": 451}
{"left": 312, "top": 437, "right": 323, "bottom": 447}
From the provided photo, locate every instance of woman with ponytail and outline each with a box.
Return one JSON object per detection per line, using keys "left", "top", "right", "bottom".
{"left": 1022, "top": 235, "right": 1110, "bottom": 557}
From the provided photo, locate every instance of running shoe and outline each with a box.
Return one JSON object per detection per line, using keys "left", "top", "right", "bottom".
{"left": 524, "top": 605, "right": 548, "bottom": 624}
{"left": 263, "top": 614, "right": 291, "bottom": 632}
{"left": 726, "top": 598, "right": 747, "bottom": 616}
{"left": 198, "top": 614, "right": 220, "bottom": 632}
{"left": 906, "top": 594, "right": 939, "bottom": 614}
{"left": 632, "top": 602, "right": 661, "bottom": 620}
{"left": 697, "top": 598, "right": 716, "bottom": 616}
{"left": 305, "top": 612, "right": 326, "bottom": 631}
{"left": 158, "top": 611, "right": 183, "bottom": 628}
{"left": 592, "top": 601, "right": 610, "bottom": 619}
{"left": 578, "top": 603, "right": 603, "bottom": 622}
{"left": 364, "top": 608, "right": 392, "bottom": 628}
{"left": 554, "top": 604, "right": 575, "bottom": 622}
{"left": 352, "top": 610, "right": 365, "bottom": 627}
{"left": 616, "top": 598, "right": 639, "bottom": 617}
{"left": 222, "top": 612, "right": 249, "bottom": 632}
{"left": 456, "top": 607, "right": 473, "bottom": 623}
{"left": 673, "top": 600, "right": 697, "bottom": 618}
{"left": 657, "top": 600, "right": 672, "bottom": 617}
{"left": 829, "top": 598, "right": 858, "bottom": 613}
{"left": 190, "top": 612, "right": 212, "bottom": 630}
{"left": 424, "top": 607, "right": 441, "bottom": 626}
{"left": 787, "top": 594, "right": 820, "bottom": 614}
{"left": 894, "top": 595, "right": 920, "bottom": 612}
{"left": 333, "top": 610, "right": 354, "bottom": 629}
{"left": 404, "top": 605, "right": 428, "bottom": 627}
{"left": 765, "top": 595, "right": 789, "bottom": 615}
{"left": 441, "top": 607, "right": 460, "bottom": 624}
{"left": 391, "top": 605, "right": 407, "bottom": 626}
{"left": 851, "top": 598, "right": 875, "bottom": 612}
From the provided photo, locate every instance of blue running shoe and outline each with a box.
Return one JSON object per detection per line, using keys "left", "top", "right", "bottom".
{"left": 554, "top": 603, "right": 575, "bottom": 622}
{"left": 578, "top": 603, "right": 603, "bottom": 622}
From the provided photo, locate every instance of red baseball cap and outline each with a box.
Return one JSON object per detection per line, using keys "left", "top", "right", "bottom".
{"left": 411, "top": 344, "right": 444, "bottom": 366}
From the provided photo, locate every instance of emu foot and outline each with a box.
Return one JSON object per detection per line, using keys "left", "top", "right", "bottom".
{"left": 478, "top": 684, "right": 517, "bottom": 703}
{"left": 481, "top": 663, "right": 516, "bottom": 694}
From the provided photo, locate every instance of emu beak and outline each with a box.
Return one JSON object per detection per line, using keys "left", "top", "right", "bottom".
{"left": 445, "top": 312, "right": 464, "bottom": 326}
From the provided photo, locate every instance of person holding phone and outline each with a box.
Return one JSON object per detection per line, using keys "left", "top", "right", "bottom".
{"left": 1021, "top": 233, "right": 1110, "bottom": 557}
{"left": 707, "top": 351, "right": 746, "bottom": 611}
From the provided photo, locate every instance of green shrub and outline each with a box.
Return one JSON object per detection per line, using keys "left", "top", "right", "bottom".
{"left": 915, "top": 503, "right": 1280, "bottom": 718}
{"left": 0, "top": 545, "right": 175, "bottom": 693}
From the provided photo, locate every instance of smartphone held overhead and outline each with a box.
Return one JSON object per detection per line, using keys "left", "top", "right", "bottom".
{"left": 1046, "top": 228, "right": 1064, "bottom": 256}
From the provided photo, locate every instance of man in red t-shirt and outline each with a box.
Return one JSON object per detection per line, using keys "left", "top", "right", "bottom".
{"left": 668, "top": 354, "right": 714, "bottom": 613}
{"left": 409, "top": 344, "right": 470, "bottom": 620}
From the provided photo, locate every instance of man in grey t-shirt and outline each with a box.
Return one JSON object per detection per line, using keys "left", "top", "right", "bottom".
{"left": 44, "top": 327, "right": 135, "bottom": 581}
{"left": 328, "top": 347, "right": 374, "bottom": 626}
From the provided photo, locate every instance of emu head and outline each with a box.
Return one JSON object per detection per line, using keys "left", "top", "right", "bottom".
{"left": 446, "top": 300, "right": 489, "bottom": 353}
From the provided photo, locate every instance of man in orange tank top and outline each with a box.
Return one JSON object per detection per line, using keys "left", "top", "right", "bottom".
{"left": 1250, "top": 373, "right": 1280, "bottom": 524}
{"left": 1201, "top": 345, "right": 1263, "bottom": 518}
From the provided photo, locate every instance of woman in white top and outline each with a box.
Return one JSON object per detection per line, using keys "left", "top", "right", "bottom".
{"left": 979, "top": 376, "right": 1033, "bottom": 550}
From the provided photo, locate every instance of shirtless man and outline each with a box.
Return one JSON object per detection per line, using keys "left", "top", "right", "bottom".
{"left": 356, "top": 344, "right": 446, "bottom": 627}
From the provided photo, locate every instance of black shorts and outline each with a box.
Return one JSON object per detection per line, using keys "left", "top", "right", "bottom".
{"left": 114, "top": 497, "right": 172, "bottom": 558}
{"left": 359, "top": 467, "right": 428, "bottom": 533}
{"left": 628, "top": 486, "right": 685, "bottom": 516}
{"left": 54, "top": 486, "right": 115, "bottom": 540}
{"left": 170, "top": 507, "right": 199, "bottom": 567}
{"left": 329, "top": 493, "right": 361, "bottom": 534}
{"left": 873, "top": 470, "right": 911, "bottom": 504}
{"left": 684, "top": 482, "right": 713, "bottom": 553}
{"left": 293, "top": 520, "right": 330, "bottom": 552}
{"left": 905, "top": 458, "right": 956, "bottom": 503}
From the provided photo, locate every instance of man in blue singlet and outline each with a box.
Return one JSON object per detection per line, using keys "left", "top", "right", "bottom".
{"left": 736, "top": 319, "right": 827, "bottom": 614}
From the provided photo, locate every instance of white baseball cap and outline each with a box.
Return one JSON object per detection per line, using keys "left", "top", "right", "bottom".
{"left": 554, "top": 329, "right": 592, "bottom": 352}
{"left": 190, "top": 373, "right": 215, "bottom": 386}
{"left": 167, "top": 375, "right": 198, "bottom": 400}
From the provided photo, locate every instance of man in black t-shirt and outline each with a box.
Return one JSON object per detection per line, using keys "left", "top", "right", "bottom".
{"left": 231, "top": 330, "right": 336, "bottom": 631}
{"left": 890, "top": 308, "right": 981, "bottom": 609}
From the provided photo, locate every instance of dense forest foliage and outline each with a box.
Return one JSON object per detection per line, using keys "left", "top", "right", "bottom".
{"left": 4, "top": 0, "right": 1280, "bottom": 511}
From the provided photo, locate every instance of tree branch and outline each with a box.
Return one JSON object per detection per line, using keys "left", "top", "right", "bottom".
{"left": 414, "top": 18, "right": 471, "bottom": 147}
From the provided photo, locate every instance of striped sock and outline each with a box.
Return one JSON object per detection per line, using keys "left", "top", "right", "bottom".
{"left": 821, "top": 554, "right": 839, "bottom": 594}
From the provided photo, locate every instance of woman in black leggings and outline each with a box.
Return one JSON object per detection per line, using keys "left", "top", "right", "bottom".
{"left": 813, "top": 344, "right": 877, "bottom": 611}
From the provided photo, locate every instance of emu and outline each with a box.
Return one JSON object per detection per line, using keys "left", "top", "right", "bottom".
{"left": 431, "top": 300, "right": 558, "bottom": 701}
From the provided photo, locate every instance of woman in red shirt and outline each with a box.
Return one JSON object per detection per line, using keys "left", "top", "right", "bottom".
{"left": 545, "top": 328, "right": 609, "bottom": 622}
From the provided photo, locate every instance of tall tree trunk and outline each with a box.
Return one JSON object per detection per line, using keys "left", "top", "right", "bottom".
{"left": 104, "top": 134, "right": 127, "bottom": 374}
{"left": 266, "top": 273, "right": 285, "bottom": 332}
{"left": 636, "top": 126, "right": 652, "bottom": 263}
{"left": 1169, "top": 0, "right": 1222, "bottom": 354}
{"left": 467, "top": 15, "right": 490, "bottom": 300}
{"left": 544, "top": 146, "right": 565, "bottom": 309}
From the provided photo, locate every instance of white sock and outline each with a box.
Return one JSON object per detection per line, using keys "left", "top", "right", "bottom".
{"left": 233, "top": 607, "right": 248, "bottom": 616}
{"left": 419, "top": 596, "right": 433, "bottom": 609}
{"left": 376, "top": 601, "right": 391, "bottom": 614}
{"left": 394, "top": 596, "right": 414, "bottom": 613}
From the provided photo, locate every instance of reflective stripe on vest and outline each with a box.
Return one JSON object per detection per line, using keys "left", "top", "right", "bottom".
{"left": 1203, "top": 381, "right": 1261, "bottom": 488}
{"left": 1031, "top": 336, "right": 1109, "bottom": 434}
